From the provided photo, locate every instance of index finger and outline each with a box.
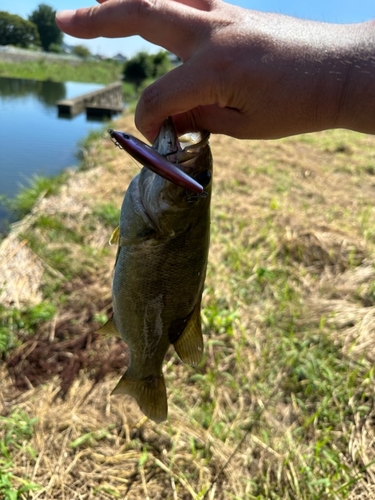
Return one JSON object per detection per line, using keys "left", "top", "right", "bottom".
{"left": 56, "top": 0, "right": 214, "bottom": 60}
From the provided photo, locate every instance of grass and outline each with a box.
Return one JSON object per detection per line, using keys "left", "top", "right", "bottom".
{"left": 0, "top": 172, "right": 69, "bottom": 221}
{"left": 1, "top": 116, "right": 375, "bottom": 498}
{"left": 0, "top": 302, "right": 56, "bottom": 356}
{"left": 0, "top": 57, "right": 143, "bottom": 102}
{"left": 92, "top": 203, "right": 121, "bottom": 228}
{"left": 18, "top": 211, "right": 110, "bottom": 281}
{"left": 0, "top": 410, "right": 41, "bottom": 499}
{"left": 0, "top": 58, "right": 123, "bottom": 85}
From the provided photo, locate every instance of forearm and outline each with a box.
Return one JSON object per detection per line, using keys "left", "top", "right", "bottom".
{"left": 333, "top": 20, "right": 375, "bottom": 135}
{"left": 224, "top": 15, "right": 375, "bottom": 138}
{"left": 288, "top": 18, "right": 375, "bottom": 136}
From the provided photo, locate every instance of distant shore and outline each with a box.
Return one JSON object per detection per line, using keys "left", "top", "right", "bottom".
{"left": 0, "top": 45, "right": 83, "bottom": 64}
{"left": 0, "top": 52, "right": 124, "bottom": 85}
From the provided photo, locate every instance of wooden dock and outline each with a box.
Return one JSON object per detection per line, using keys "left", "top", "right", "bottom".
{"left": 57, "top": 82, "right": 123, "bottom": 118}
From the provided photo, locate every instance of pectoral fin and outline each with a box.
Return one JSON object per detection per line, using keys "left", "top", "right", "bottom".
{"left": 112, "top": 372, "right": 168, "bottom": 423}
{"left": 109, "top": 225, "right": 156, "bottom": 247}
{"left": 109, "top": 226, "right": 120, "bottom": 246}
{"left": 173, "top": 302, "right": 203, "bottom": 366}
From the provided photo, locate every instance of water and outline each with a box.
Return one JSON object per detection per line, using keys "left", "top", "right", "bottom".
{"left": 0, "top": 77, "right": 113, "bottom": 233}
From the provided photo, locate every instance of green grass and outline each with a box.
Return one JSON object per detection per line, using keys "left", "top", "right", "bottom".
{"left": 92, "top": 203, "right": 120, "bottom": 228}
{"left": 0, "top": 172, "right": 69, "bottom": 221}
{"left": 198, "top": 303, "right": 370, "bottom": 497}
{"left": 21, "top": 213, "right": 105, "bottom": 280}
{"left": 0, "top": 58, "right": 123, "bottom": 84}
{"left": 0, "top": 410, "right": 41, "bottom": 499}
{"left": 69, "top": 426, "right": 115, "bottom": 450}
{"left": 76, "top": 128, "right": 110, "bottom": 170}
{"left": 0, "top": 58, "right": 143, "bottom": 102}
{"left": 0, "top": 302, "right": 56, "bottom": 356}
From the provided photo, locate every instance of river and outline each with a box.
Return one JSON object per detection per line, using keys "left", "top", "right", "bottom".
{"left": 0, "top": 76, "right": 117, "bottom": 234}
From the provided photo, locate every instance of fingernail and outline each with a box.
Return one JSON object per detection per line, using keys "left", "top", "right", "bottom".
{"left": 56, "top": 10, "right": 75, "bottom": 25}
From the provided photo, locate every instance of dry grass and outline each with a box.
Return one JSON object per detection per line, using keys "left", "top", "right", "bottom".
{"left": 1, "top": 113, "right": 375, "bottom": 499}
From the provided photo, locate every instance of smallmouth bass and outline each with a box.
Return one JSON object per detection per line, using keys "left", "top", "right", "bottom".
{"left": 102, "top": 118, "right": 213, "bottom": 423}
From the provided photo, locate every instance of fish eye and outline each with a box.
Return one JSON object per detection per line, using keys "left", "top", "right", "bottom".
{"left": 194, "top": 170, "right": 211, "bottom": 188}
{"left": 122, "top": 133, "right": 130, "bottom": 140}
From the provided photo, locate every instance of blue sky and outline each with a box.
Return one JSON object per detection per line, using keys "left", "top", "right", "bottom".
{"left": 8, "top": 0, "right": 375, "bottom": 57}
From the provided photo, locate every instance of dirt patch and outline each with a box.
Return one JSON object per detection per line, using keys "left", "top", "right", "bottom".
{"left": 5, "top": 276, "right": 129, "bottom": 397}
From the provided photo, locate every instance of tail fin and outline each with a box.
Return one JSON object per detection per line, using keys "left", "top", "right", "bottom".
{"left": 112, "top": 372, "right": 168, "bottom": 423}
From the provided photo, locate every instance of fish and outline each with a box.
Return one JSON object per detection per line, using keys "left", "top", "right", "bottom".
{"left": 101, "top": 118, "right": 213, "bottom": 423}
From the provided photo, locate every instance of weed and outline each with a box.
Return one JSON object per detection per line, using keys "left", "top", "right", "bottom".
{"left": 1, "top": 172, "right": 68, "bottom": 220}
{"left": 33, "top": 214, "right": 85, "bottom": 245}
{"left": 21, "top": 212, "right": 105, "bottom": 280}
{"left": 202, "top": 293, "right": 238, "bottom": 336}
{"left": 92, "top": 203, "right": 120, "bottom": 228}
{"left": 69, "top": 427, "right": 114, "bottom": 449}
{"left": 77, "top": 128, "right": 109, "bottom": 169}
{"left": 0, "top": 302, "right": 55, "bottom": 356}
{"left": 0, "top": 410, "right": 41, "bottom": 499}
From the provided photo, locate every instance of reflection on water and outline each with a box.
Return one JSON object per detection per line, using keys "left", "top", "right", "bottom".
{"left": 0, "top": 77, "right": 111, "bottom": 234}
{"left": 0, "top": 77, "right": 67, "bottom": 105}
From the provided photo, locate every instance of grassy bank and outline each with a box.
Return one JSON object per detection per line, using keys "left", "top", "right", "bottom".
{"left": 1, "top": 116, "right": 375, "bottom": 499}
{"left": 0, "top": 57, "right": 123, "bottom": 84}
{"left": 0, "top": 57, "right": 138, "bottom": 102}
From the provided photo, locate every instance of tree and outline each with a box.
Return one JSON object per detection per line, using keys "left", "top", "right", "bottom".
{"left": 123, "top": 51, "right": 172, "bottom": 88}
{"left": 71, "top": 44, "right": 91, "bottom": 59}
{"left": 123, "top": 52, "right": 154, "bottom": 88}
{"left": 28, "top": 4, "right": 62, "bottom": 52}
{"left": 151, "top": 51, "right": 171, "bottom": 78}
{"left": 0, "top": 11, "right": 40, "bottom": 48}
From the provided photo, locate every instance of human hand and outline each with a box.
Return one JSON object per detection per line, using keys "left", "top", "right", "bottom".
{"left": 56, "top": 0, "right": 375, "bottom": 141}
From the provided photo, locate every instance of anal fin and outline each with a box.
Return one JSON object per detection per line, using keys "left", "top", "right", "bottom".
{"left": 96, "top": 318, "right": 119, "bottom": 337}
{"left": 112, "top": 372, "right": 168, "bottom": 423}
{"left": 173, "top": 302, "right": 203, "bottom": 366}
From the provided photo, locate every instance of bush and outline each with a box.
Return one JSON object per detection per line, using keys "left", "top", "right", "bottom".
{"left": 123, "top": 50, "right": 172, "bottom": 88}
{"left": 71, "top": 44, "right": 91, "bottom": 59}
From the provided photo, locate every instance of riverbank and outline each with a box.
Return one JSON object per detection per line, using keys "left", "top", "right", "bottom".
{"left": 0, "top": 55, "right": 123, "bottom": 84}
{"left": 0, "top": 45, "right": 83, "bottom": 64}
{"left": 0, "top": 48, "right": 138, "bottom": 100}
{"left": 0, "top": 54, "right": 138, "bottom": 234}
{"left": 1, "top": 115, "right": 375, "bottom": 498}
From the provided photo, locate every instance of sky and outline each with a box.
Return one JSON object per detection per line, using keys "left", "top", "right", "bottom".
{"left": 8, "top": 0, "right": 375, "bottom": 58}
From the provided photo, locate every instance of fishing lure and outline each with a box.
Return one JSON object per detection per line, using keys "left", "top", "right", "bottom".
{"left": 108, "top": 129, "right": 204, "bottom": 195}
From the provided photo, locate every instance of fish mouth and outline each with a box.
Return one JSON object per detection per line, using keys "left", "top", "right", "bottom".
{"left": 153, "top": 118, "right": 210, "bottom": 166}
